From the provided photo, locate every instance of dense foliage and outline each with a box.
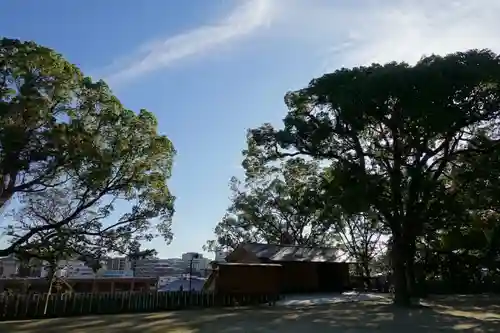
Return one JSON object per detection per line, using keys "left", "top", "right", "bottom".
{"left": 0, "top": 38, "right": 176, "bottom": 263}
{"left": 206, "top": 159, "right": 336, "bottom": 250}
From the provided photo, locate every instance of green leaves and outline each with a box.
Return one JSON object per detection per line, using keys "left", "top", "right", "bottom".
{"left": 0, "top": 38, "right": 176, "bottom": 260}
{"left": 246, "top": 49, "right": 500, "bottom": 227}
{"left": 0, "top": 38, "right": 83, "bottom": 202}
{"left": 208, "top": 158, "right": 339, "bottom": 250}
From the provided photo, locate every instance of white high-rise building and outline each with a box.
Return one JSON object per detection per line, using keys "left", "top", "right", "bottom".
{"left": 106, "top": 257, "right": 131, "bottom": 271}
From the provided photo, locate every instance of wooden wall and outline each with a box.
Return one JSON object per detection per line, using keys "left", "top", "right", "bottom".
{"left": 215, "top": 264, "right": 282, "bottom": 294}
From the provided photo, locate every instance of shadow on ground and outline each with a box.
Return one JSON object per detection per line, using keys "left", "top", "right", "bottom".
{"left": 1, "top": 297, "right": 499, "bottom": 332}
{"left": 426, "top": 294, "right": 500, "bottom": 311}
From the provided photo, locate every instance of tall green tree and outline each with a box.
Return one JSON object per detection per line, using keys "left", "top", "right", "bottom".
{"left": 0, "top": 38, "right": 176, "bottom": 259}
{"left": 206, "top": 159, "right": 337, "bottom": 252}
{"left": 244, "top": 50, "right": 500, "bottom": 305}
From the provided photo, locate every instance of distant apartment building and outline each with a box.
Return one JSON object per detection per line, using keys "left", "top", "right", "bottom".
{"left": 132, "top": 254, "right": 210, "bottom": 278}
{"left": 191, "top": 257, "right": 210, "bottom": 272}
{"left": 0, "top": 255, "right": 18, "bottom": 277}
{"left": 40, "top": 260, "right": 97, "bottom": 279}
{"left": 181, "top": 252, "right": 210, "bottom": 272}
{"left": 0, "top": 256, "right": 46, "bottom": 278}
{"left": 167, "top": 258, "right": 188, "bottom": 271}
{"left": 134, "top": 258, "right": 183, "bottom": 278}
{"left": 181, "top": 252, "right": 201, "bottom": 262}
{"left": 106, "top": 257, "right": 131, "bottom": 271}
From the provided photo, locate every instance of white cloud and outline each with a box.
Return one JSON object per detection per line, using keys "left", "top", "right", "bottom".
{"left": 345, "top": 0, "right": 499, "bottom": 66}
{"left": 101, "top": 0, "right": 500, "bottom": 86}
{"left": 286, "top": 0, "right": 500, "bottom": 70}
{"left": 102, "top": 0, "right": 275, "bottom": 85}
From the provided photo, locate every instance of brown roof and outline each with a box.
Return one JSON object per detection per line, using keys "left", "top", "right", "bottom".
{"left": 239, "top": 243, "right": 342, "bottom": 263}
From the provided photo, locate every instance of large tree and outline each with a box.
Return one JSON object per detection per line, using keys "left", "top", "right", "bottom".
{"left": 207, "top": 157, "right": 384, "bottom": 275}
{"left": 206, "top": 158, "right": 338, "bottom": 252}
{"left": 0, "top": 38, "right": 176, "bottom": 259}
{"left": 244, "top": 50, "right": 500, "bottom": 305}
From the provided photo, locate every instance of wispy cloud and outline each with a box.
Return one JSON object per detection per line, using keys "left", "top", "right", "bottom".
{"left": 102, "top": 0, "right": 275, "bottom": 85}
{"left": 289, "top": 0, "right": 500, "bottom": 71}
{"left": 102, "top": 0, "right": 500, "bottom": 86}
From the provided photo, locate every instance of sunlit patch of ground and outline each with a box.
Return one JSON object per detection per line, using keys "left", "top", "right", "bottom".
{"left": 277, "top": 291, "right": 389, "bottom": 306}
{"left": 1, "top": 294, "right": 499, "bottom": 332}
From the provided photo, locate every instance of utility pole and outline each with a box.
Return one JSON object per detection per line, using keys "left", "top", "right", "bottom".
{"left": 188, "top": 253, "right": 199, "bottom": 292}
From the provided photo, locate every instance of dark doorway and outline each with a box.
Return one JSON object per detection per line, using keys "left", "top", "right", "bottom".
{"left": 317, "top": 263, "right": 344, "bottom": 292}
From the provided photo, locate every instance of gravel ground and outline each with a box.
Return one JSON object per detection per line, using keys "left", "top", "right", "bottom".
{"left": 1, "top": 294, "right": 499, "bottom": 332}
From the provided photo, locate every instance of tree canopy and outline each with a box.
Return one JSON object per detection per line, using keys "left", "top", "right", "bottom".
{"left": 207, "top": 156, "right": 386, "bottom": 279}
{"left": 206, "top": 159, "right": 337, "bottom": 251}
{"left": 0, "top": 38, "right": 176, "bottom": 260}
{"left": 241, "top": 49, "right": 500, "bottom": 305}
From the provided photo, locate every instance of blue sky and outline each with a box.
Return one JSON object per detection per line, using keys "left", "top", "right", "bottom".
{"left": 1, "top": 0, "right": 499, "bottom": 259}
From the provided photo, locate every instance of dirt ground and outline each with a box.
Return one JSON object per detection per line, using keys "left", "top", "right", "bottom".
{"left": 1, "top": 295, "right": 499, "bottom": 332}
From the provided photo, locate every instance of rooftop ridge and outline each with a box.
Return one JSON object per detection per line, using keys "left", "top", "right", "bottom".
{"left": 243, "top": 242, "right": 338, "bottom": 250}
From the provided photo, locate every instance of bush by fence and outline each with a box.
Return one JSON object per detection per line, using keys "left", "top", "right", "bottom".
{"left": 0, "top": 291, "right": 279, "bottom": 321}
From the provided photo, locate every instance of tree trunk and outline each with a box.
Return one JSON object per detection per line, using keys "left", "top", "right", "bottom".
{"left": 391, "top": 237, "right": 411, "bottom": 306}
{"left": 361, "top": 258, "right": 372, "bottom": 291}
{"left": 405, "top": 240, "right": 417, "bottom": 297}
